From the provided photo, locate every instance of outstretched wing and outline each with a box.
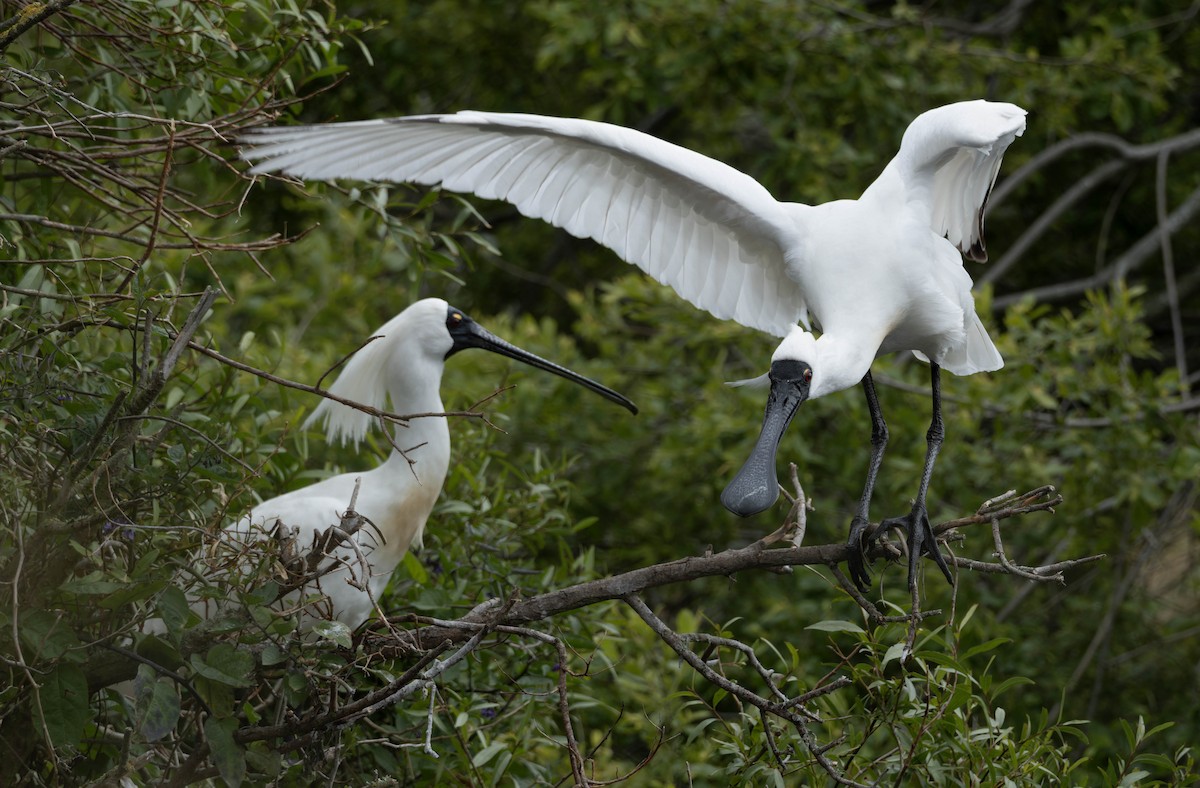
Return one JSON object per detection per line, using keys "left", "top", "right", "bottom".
{"left": 241, "top": 112, "right": 808, "bottom": 338}
{"left": 888, "top": 100, "right": 1027, "bottom": 262}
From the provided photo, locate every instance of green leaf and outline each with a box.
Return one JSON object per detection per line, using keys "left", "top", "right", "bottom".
{"left": 285, "top": 670, "right": 310, "bottom": 706}
{"left": 675, "top": 608, "right": 699, "bottom": 634}
{"left": 1133, "top": 753, "right": 1177, "bottom": 772}
{"left": 100, "top": 579, "right": 167, "bottom": 610}
{"left": 989, "top": 676, "right": 1035, "bottom": 699}
{"left": 136, "top": 673, "right": 181, "bottom": 742}
{"left": 472, "top": 740, "right": 507, "bottom": 768}
{"left": 36, "top": 664, "right": 90, "bottom": 750}
{"left": 882, "top": 641, "right": 908, "bottom": 668}
{"left": 962, "top": 637, "right": 1012, "bottom": 660}
{"left": 156, "top": 586, "right": 191, "bottom": 640}
{"left": 18, "top": 610, "right": 82, "bottom": 662}
{"left": 401, "top": 551, "right": 429, "bottom": 584}
{"left": 1143, "top": 720, "right": 1175, "bottom": 740}
{"left": 204, "top": 715, "right": 246, "bottom": 788}
{"left": 1118, "top": 770, "right": 1149, "bottom": 787}
{"left": 488, "top": 750, "right": 513, "bottom": 788}
{"left": 59, "top": 574, "right": 124, "bottom": 596}
{"left": 191, "top": 643, "right": 254, "bottom": 688}
{"left": 137, "top": 633, "right": 183, "bottom": 671}
{"left": 261, "top": 642, "right": 288, "bottom": 667}
{"left": 244, "top": 581, "right": 281, "bottom": 607}
{"left": 805, "top": 619, "right": 864, "bottom": 634}
{"left": 310, "top": 620, "right": 353, "bottom": 649}
{"left": 244, "top": 743, "right": 282, "bottom": 779}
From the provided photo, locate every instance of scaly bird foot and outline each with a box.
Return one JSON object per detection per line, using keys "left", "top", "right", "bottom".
{"left": 880, "top": 503, "right": 954, "bottom": 591}
{"left": 846, "top": 515, "right": 874, "bottom": 592}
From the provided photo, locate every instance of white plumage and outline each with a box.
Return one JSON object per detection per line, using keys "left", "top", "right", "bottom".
{"left": 240, "top": 100, "right": 1026, "bottom": 589}
{"left": 207, "top": 299, "right": 634, "bottom": 628}
{"left": 243, "top": 112, "right": 805, "bottom": 337}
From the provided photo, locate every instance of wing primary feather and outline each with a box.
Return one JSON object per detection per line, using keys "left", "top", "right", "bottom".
{"left": 626, "top": 180, "right": 662, "bottom": 264}
{"left": 241, "top": 112, "right": 805, "bottom": 337}
{"left": 484, "top": 137, "right": 549, "bottom": 198}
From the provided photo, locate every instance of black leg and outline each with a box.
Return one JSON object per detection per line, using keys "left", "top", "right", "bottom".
{"left": 881, "top": 362, "right": 954, "bottom": 590}
{"left": 847, "top": 372, "right": 887, "bottom": 591}
{"left": 917, "top": 361, "right": 944, "bottom": 510}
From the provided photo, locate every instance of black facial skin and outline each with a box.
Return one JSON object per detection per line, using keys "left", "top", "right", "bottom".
{"left": 443, "top": 304, "right": 637, "bottom": 414}
{"left": 721, "top": 359, "right": 813, "bottom": 517}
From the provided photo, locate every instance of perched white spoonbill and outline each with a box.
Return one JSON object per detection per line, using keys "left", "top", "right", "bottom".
{"left": 239, "top": 100, "right": 1026, "bottom": 591}
{"left": 224, "top": 298, "right": 635, "bottom": 628}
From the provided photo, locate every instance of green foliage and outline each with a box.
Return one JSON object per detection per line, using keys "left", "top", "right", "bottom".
{"left": 2, "top": 0, "right": 1199, "bottom": 785}
{"left": 300, "top": 0, "right": 1199, "bottom": 330}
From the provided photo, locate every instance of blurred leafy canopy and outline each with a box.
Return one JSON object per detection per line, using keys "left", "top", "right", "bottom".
{"left": 1, "top": 0, "right": 1198, "bottom": 784}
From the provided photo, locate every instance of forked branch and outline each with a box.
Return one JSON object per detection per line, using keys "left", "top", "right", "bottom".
{"left": 367, "top": 484, "right": 1089, "bottom": 658}
{"left": 118, "top": 482, "right": 1091, "bottom": 786}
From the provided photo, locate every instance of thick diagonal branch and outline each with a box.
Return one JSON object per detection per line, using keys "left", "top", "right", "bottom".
{"left": 0, "top": 0, "right": 81, "bottom": 52}
{"left": 368, "top": 486, "right": 1078, "bottom": 657}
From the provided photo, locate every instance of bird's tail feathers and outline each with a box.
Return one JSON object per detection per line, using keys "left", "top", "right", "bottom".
{"left": 304, "top": 333, "right": 393, "bottom": 447}
{"left": 919, "top": 311, "right": 1003, "bottom": 375}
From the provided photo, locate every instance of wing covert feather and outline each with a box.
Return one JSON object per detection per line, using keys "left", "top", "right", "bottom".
{"left": 891, "top": 100, "right": 1027, "bottom": 261}
{"left": 242, "top": 112, "right": 807, "bottom": 337}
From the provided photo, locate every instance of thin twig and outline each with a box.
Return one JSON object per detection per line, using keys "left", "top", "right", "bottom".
{"left": 181, "top": 339, "right": 500, "bottom": 432}
{"left": 989, "top": 126, "right": 1200, "bottom": 212}
{"left": 993, "top": 183, "right": 1200, "bottom": 309}
{"left": 1155, "top": 149, "right": 1188, "bottom": 384}
{"left": 951, "top": 553, "right": 1104, "bottom": 577}
{"left": 991, "top": 518, "right": 1058, "bottom": 581}
{"left": 8, "top": 521, "right": 58, "bottom": 772}
{"left": 0, "top": 0, "right": 82, "bottom": 51}
{"left": 624, "top": 594, "right": 868, "bottom": 788}
{"left": 374, "top": 487, "right": 1077, "bottom": 656}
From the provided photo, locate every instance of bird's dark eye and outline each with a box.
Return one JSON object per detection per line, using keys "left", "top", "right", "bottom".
{"left": 803, "top": 368, "right": 813, "bottom": 383}
{"left": 447, "top": 312, "right": 463, "bottom": 328}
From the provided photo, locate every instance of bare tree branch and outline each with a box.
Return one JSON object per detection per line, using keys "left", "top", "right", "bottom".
{"left": 990, "top": 127, "right": 1200, "bottom": 212}
{"left": 985, "top": 125, "right": 1200, "bottom": 307}
{"left": 365, "top": 486, "right": 1074, "bottom": 657}
{"left": 108, "top": 482, "right": 1081, "bottom": 784}
{"left": 1155, "top": 150, "right": 1189, "bottom": 384}
{"left": 180, "top": 337, "right": 513, "bottom": 431}
{"left": 992, "top": 182, "right": 1200, "bottom": 309}
{"left": 981, "top": 157, "right": 1129, "bottom": 287}
{"left": 624, "top": 593, "right": 868, "bottom": 787}
{"left": 0, "top": 0, "right": 81, "bottom": 52}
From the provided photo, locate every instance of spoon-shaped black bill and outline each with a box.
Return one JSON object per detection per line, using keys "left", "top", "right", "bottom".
{"left": 721, "top": 361, "right": 811, "bottom": 516}
{"left": 447, "top": 308, "right": 637, "bottom": 414}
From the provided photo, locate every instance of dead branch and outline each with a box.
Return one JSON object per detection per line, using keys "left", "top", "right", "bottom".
{"left": 1155, "top": 150, "right": 1189, "bottom": 384}
{"left": 984, "top": 124, "right": 1200, "bottom": 307}
{"left": 364, "top": 486, "right": 1079, "bottom": 658}
{"left": 0, "top": 0, "right": 82, "bottom": 52}
{"left": 992, "top": 182, "right": 1200, "bottom": 309}
{"left": 158, "top": 484, "right": 1082, "bottom": 773}
{"left": 990, "top": 127, "right": 1200, "bottom": 212}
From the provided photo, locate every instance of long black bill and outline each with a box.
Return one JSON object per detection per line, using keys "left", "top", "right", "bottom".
{"left": 721, "top": 360, "right": 811, "bottom": 517}
{"left": 446, "top": 307, "right": 637, "bottom": 414}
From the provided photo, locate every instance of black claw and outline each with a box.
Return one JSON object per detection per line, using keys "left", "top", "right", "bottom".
{"left": 887, "top": 505, "right": 954, "bottom": 588}
{"left": 846, "top": 516, "right": 873, "bottom": 591}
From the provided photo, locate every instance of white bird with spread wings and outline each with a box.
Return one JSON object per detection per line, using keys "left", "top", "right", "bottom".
{"left": 240, "top": 99, "right": 1026, "bottom": 592}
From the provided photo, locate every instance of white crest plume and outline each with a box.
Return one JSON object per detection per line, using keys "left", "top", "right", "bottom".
{"left": 725, "top": 373, "right": 770, "bottom": 389}
{"left": 305, "top": 314, "right": 409, "bottom": 447}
